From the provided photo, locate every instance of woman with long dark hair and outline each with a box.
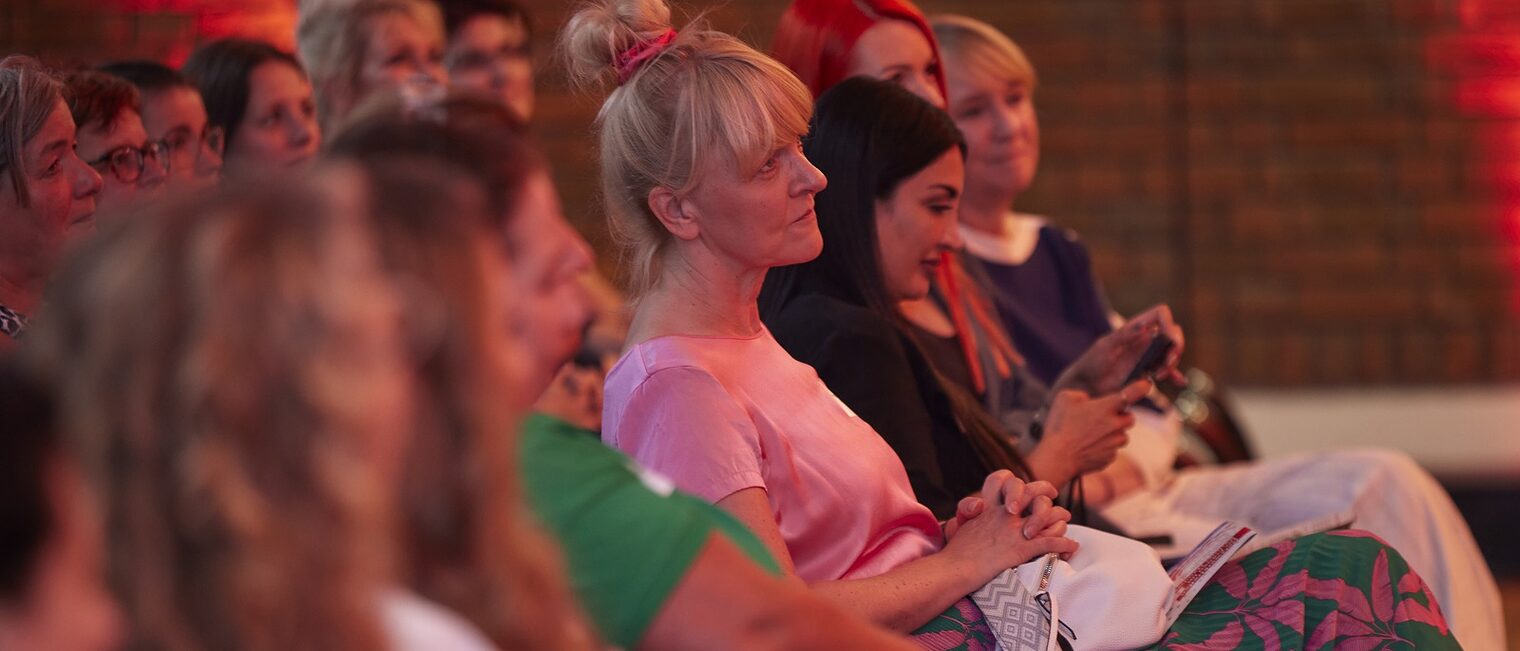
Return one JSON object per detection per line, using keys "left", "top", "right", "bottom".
{"left": 765, "top": 76, "right": 1095, "bottom": 514}
{"left": 762, "top": 75, "right": 1461, "bottom": 651}
{"left": 761, "top": 77, "right": 1152, "bottom": 518}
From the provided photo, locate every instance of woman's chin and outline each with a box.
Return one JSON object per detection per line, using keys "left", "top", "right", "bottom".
{"left": 893, "top": 277, "right": 932, "bottom": 303}
{"left": 780, "top": 232, "right": 824, "bottom": 266}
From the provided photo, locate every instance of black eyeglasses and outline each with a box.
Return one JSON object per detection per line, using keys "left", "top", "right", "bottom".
{"left": 86, "top": 141, "right": 169, "bottom": 184}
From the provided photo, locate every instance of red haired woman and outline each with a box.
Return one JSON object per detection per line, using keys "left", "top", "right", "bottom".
{"left": 774, "top": 0, "right": 946, "bottom": 105}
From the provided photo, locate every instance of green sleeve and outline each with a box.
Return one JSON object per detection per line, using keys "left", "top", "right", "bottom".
{"left": 519, "top": 414, "right": 780, "bottom": 648}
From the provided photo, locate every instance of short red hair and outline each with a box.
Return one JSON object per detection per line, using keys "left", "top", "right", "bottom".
{"left": 772, "top": 0, "right": 946, "bottom": 100}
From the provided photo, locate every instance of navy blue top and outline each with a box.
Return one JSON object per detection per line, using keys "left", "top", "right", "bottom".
{"left": 968, "top": 224, "right": 1113, "bottom": 386}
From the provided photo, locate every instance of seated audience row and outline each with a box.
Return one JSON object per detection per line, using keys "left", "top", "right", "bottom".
{"left": 0, "top": 0, "right": 1500, "bottom": 648}
{"left": 770, "top": 3, "right": 1504, "bottom": 647}
{"left": 581, "top": 2, "right": 1463, "bottom": 646}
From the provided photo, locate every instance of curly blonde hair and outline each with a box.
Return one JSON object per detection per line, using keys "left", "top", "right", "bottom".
{"left": 24, "top": 175, "right": 395, "bottom": 651}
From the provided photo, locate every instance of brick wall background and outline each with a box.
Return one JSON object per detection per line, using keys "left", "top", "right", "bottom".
{"left": 4, "top": 0, "right": 1518, "bottom": 387}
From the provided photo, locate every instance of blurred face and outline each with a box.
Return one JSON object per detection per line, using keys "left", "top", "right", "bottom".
{"left": 501, "top": 172, "right": 594, "bottom": 392}
{"left": 446, "top": 13, "right": 533, "bottom": 122}
{"left": 0, "top": 462, "right": 123, "bottom": 651}
{"left": 0, "top": 101, "right": 104, "bottom": 278}
{"left": 681, "top": 139, "right": 828, "bottom": 276}
{"left": 875, "top": 149, "right": 964, "bottom": 300}
{"left": 321, "top": 170, "right": 416, "bottom": 486}
{"left": 474, "top": 236, "right": 535, "bottom": 394}
{"left": 361, "top": 12, "right": 447, "bottom": 98}
{"left": 946, "top": 70, "right": 1039, "bottom": 199}
{"left": 224, "top": 62, "right": 319, "bottom": 177}
{"left": 848, "top": 20, "right": 945, "bottom": 108}
{"left": 76, "top": 108, "right": 166, "bottom": 212}
{"left": 140, "top": 86, "right": 222, "bottom": 192}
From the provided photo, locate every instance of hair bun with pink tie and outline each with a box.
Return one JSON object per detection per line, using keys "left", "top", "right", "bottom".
{"left": 614, "top": 28, "right": 678, "bottom": 85}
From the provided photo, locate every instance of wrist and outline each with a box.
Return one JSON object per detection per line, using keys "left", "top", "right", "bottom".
{"left": 1026, "top": 445, "right": 1073, "bottom": 486}
{"left": 1050, "top": 369, "right": 1079, "bottom": 395}
{"left": 931, "top": 538, "right": 994, "bottom": 588}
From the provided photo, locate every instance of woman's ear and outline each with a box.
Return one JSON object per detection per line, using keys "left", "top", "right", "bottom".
{"left": 647, "top": 186, "right": 701, "bottom": 241}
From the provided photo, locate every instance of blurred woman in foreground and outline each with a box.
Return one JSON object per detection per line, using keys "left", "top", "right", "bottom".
{"left": 25, "top": 172, "right": 499, "bottom": 649}
{"left": 0, "top": 360, "right": 121, "bottom": 651}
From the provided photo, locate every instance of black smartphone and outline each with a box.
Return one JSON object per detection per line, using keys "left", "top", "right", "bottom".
{"left": 1122, "top": 334, "right": 1174, "bottom": 385}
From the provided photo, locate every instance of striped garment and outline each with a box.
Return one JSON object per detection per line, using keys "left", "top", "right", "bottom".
{"left": 0, "top": 304, "right": 25, "bottom": 339}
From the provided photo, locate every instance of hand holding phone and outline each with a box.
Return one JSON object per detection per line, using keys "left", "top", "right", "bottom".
{"left": 1122, "top": 334, "right": 1175, "bottom": 386}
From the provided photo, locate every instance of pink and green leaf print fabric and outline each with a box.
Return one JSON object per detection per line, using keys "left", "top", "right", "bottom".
{"left": 909, "top": 530, "right": 1460, "bottom": 651}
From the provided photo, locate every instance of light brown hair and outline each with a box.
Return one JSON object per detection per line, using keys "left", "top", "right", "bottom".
{"left": 62, "top": 70, "right": 141, "bottom": 134}
{"left": 25, "top": 176, "right": 394, "bottom": 651}
{"left": 359, "top": 157, "right": 598, "bottom": 650}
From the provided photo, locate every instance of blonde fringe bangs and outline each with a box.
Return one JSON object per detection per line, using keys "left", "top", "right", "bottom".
{"left": 683, "top": 47, "right": 813, "bottom": 180}
{"left": 934, "top": 16, "right": 1038, "bottom": 92}
{"left": 594, "top": 30, "right": 813, "bottom": 295}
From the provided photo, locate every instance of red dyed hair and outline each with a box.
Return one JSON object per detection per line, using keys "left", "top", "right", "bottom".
{"left": 772, "top": 0, "right": 946, "bottom": 100}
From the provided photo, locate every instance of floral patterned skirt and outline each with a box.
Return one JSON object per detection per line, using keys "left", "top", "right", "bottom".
{"left": 910, "top": 530, "right": 1461, "bottom": 651}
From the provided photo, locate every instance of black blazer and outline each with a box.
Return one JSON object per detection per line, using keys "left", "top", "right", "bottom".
{"left": 766, "top": 284, "right": 992, "bottom": 520}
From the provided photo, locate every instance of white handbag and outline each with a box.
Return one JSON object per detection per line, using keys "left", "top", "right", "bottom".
{"left": 972, "top": 525, "right": 1174, "bottom": 651}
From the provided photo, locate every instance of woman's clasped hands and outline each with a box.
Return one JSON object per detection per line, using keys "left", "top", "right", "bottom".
{"left": 941, "top": 472, "right": 1078, "bottom": 577}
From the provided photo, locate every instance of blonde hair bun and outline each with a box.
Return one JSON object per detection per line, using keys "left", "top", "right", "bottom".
{"left": 560, "top": 0, "right": 676, "bottom": 90}
{"left": 555, "top": 0, "right": 813, "bottom": 296}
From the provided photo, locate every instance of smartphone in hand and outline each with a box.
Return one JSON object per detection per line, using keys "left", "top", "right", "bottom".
{"left": 1122, "top": 334, "right": 1175, "bottom": 385}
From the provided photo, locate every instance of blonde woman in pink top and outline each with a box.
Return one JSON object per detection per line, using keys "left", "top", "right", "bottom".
{"left": 561, "top": 0, "right": 1076, "bottom": 643}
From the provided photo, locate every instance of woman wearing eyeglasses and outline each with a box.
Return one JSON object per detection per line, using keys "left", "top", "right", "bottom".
{"left": 97, "top": 61, "right": 224, "bottom": 193}
{"left": 62, "top": 71, "right": 167, "bottom": 215}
